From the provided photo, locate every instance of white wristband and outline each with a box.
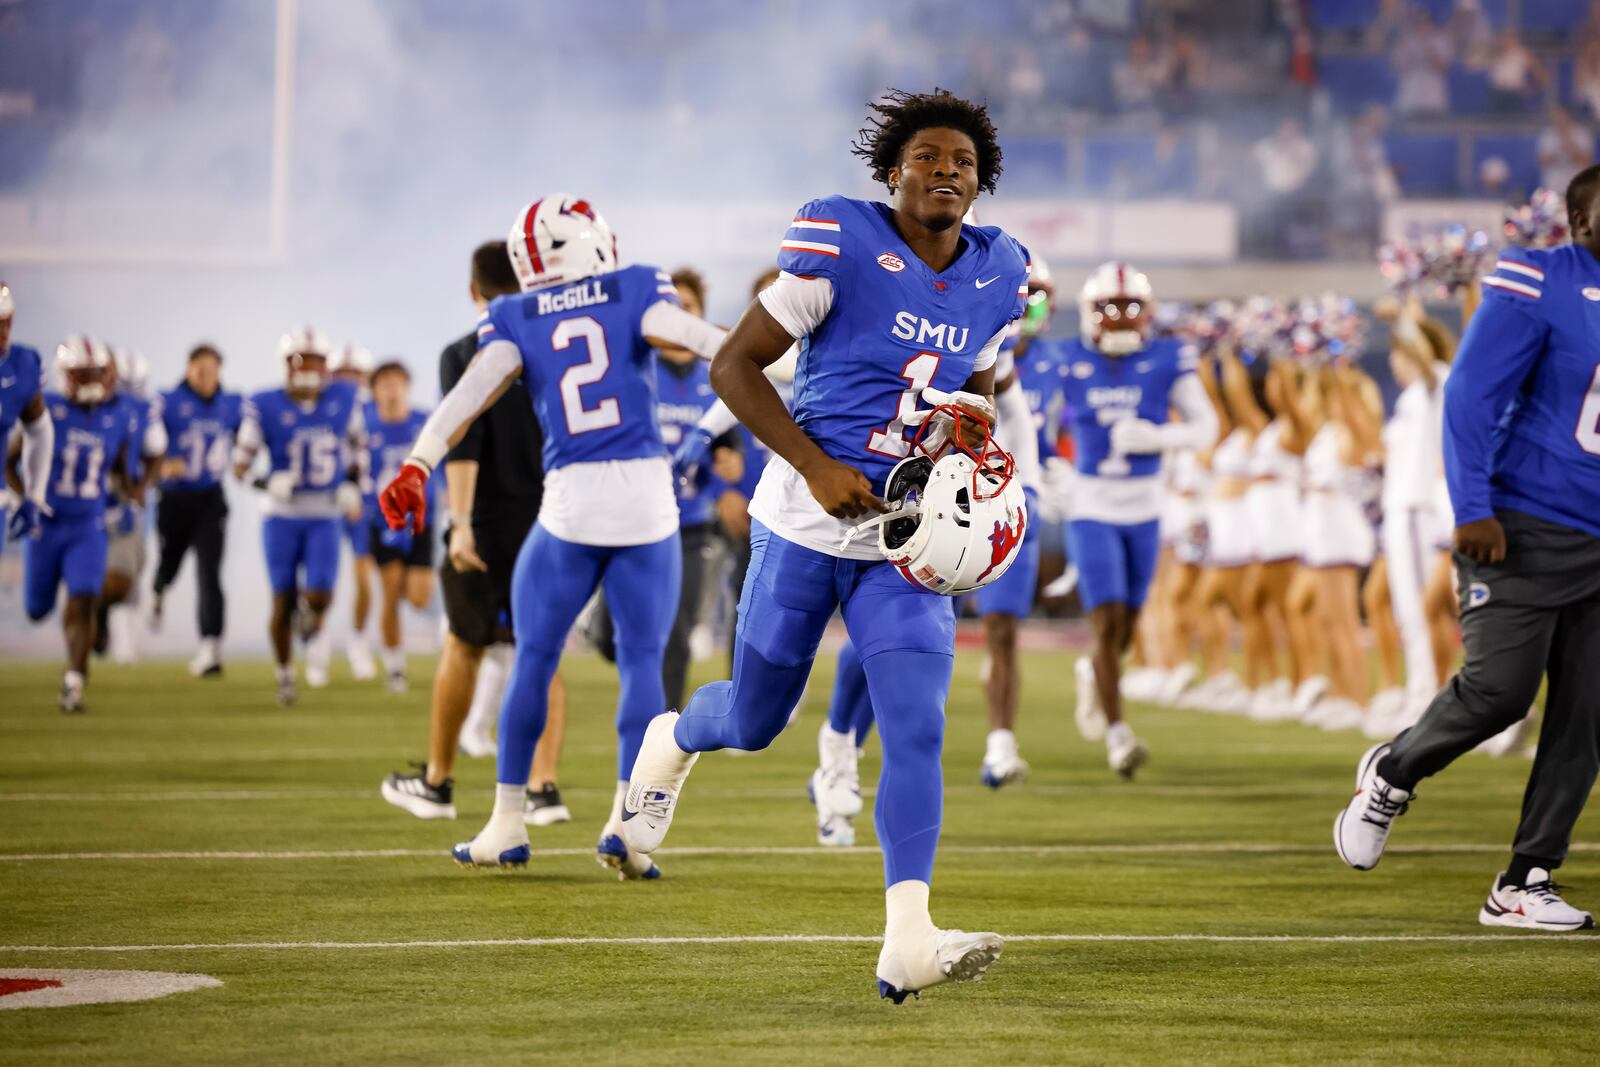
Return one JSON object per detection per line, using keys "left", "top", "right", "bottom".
{"left": 410, "top": 430, "right": 450, "bottom": 473}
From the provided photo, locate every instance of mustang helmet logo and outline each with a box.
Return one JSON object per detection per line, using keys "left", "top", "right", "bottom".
{"left": 976, "top": 509, "right": 1026, "bottom": 584}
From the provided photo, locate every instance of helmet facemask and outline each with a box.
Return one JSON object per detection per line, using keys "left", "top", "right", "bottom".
{"left": 1089, "top": 297, "right": 1151, "bottom": 356}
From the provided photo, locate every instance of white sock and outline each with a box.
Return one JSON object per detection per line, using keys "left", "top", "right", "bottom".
{"left": 275, "top": 664, "right": 295, "bottom": 685}
{"left": 198, "top": 637, "right": 219, "bottom": 659}
{"left": 466, "top": 643, "right": 512, "bottom": 732}
{"left": 382, "top": 645, "right": 405, "bottom": 674}
{"left": 884, "top": 879, "right": 936, "bottom": 942}
{"left": 1106, "top": 720, "right": 1133, "bottom": 749}
{"left": 985, "top": 728, "right": 1017, "bottom": 761}
{"left": 492, "top": 783, "right": 526, "bottom": 818}
{"left": 64, "top": 669, "right": 85, "bottom": 690}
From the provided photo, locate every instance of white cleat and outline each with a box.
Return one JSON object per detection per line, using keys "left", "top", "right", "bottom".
{"left": 877, "top": 928, "right": 1004, "bottom": 1003}
{"left": 1106, "top": 724, "right": 1149, "bottom": 780}
{"left": 620, "top": 711, "right": 698, "bottom": 855}
{"left": 347, "top": 637, "right": 378, "bottom": 681}
{"left": 1074, "top": 657, "right": 1107, "bottom": 741}
{"left": 814, "top": 724, "right": 863, "bottom": 817}
{"left": 1291, "top": 674, "right": 1330, "bottom": 717}
{"left": 1478, "top": 868, "right": 1595, "bottom": 931}
{"left": 1156, "top": 660, "right": 1198, "bottom": 706}
{"left": 596, "top": 827, "right": 661, "bottom": 881}
{"left": 1333, "top": 742, "right": 1412, "bottom": 870}
{"left": 980, "top": 751, "right": 1030, "bottom": 790}
{"left": 817, "top": 812, "right": 856, "bottom": 847}
{"left": 188, "top": 643, "right": 222, "bottom": 678}
{"left": 304, "top": 663, "right": 330, "bottom": 690}
{"left": 451, "top": 817, "right": 530, "bottom": 868}
{"left": 458, "top": 724, "right": 497, "bottom": 759}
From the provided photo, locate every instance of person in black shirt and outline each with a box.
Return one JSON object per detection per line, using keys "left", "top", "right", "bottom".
{"left": 381, "top": 241, "right": 569, "bottom": 823}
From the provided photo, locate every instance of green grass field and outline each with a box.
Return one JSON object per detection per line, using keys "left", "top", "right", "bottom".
{"left": 2, "top": 649, "right": 1597, "bottom": 1065}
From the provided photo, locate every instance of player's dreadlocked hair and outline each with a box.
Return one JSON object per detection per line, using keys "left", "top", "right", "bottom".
{"left": 852, "top": 88, "right": 1003, "bottom": 195}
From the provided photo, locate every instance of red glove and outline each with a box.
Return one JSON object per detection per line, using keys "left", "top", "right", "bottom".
{"left": 379, "top": 460, "right": 429, "bottom": 534}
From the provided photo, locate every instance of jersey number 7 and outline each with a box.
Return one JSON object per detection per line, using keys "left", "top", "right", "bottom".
{"left": 554, "top": 316, "right": 621, "bottom": 435}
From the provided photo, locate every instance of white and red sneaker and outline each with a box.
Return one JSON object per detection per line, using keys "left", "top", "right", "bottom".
{"left": 1333, "top": 742, "right": 1413, "bottom": 870}
{"left": 1479, "top": 869, "right": 1595, "bottom": 932}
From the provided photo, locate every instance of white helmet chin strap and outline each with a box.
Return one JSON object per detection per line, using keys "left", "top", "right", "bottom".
{"left": 1097, "top": 330, "right": 1143, "bottom": 356}
{"left": 838, "top": 504, "right": 920, "bottom": 552}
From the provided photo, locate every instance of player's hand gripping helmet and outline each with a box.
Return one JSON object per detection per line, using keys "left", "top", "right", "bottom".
{"left": 280, "top": 327, "right": 332, "bottom": 392}
{"left": 848, "top": 401, "right": 1029, "bottom": 596}
{"left": 56, "top": 335, "right": 114, "bottom": 405}
{"left": 507, "top": 195, "right": 618, "bottom": 292}
{"left": 1079, "top": 260, "right": 1155, "bottom": 356}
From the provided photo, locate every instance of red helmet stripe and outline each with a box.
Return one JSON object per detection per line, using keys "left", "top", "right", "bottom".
{"left": 522, "top": 199, "right": 546, "bottom": 277}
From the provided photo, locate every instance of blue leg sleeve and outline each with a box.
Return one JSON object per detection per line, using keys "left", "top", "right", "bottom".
{"left": 23, "top": 524, "right": 66, "bottom": 622}
{"left": 826, "top": 638, "right": 873, "bottom": 739}
{"left": 675, "top": 523, "right": 834, "bottom": 753}
{"left": 863, "top": 649, "right": 951, "bottom": 886}
{"left": 602, "top": 531, "right": 681, "bottom": 780}
{"left": 496, "top": 524, "right": 605, "bottom": 786}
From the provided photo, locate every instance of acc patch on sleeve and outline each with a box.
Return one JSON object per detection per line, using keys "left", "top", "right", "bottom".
{"left": 0, "top": 969, "right": 221, "bottom": 1009}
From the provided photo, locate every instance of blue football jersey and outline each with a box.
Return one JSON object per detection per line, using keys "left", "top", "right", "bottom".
{"left": 1058, "top": 336, "right": 1194, "bottom": 478}
{"left": 477, "top": 264, "right": 678, "bottom": 474}
{"left": 41, "top": 392, "right": 134, "bottom": 519}
{"left": 1013, "top": 337, "right": 1071, "bottom": 462}
{"left": 363, "top": 401, "right": 434, "bottom": 511}
{"left": 0, "top": 343, "right": 44, "bottom": 442}
{"left": 777, "top": 195, "right": 1031, "bottom": 490}
{"left": 160, "top": 382, "right": 244, "bottom": 492}
{"left": 656, "top": 358, "right": 722, "bottom": 525}
{"left": 245, "top": 381, "right": 361, "bottom": 495}
{"left": 1444, "top": 244, "right": 1600, "bottom": 538}
{"left": 109, "top": 391, "right": 157, "bottom": 485}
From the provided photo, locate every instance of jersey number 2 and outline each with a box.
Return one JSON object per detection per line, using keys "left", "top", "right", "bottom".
{"left": 1578, "top": 363, "right": 1600, "bottom": 456}
{"left": 554, "top": 316, "right": 621, "bottom": 435}
{"left": 867, "top": 353, "right": 941, "bottom": 459}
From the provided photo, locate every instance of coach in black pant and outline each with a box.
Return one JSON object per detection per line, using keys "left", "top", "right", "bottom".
{"left": 151, "top": 344, "right": 243, "bottom": 677}
{"left": 381, "top": 240, "right": 568, "bottom": 822}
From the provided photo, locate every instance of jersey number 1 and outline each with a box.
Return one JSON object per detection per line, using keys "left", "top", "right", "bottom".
{"left": 555, "top": 316, "right": 621, "bottom": 435}
{"left": 867, "top": 352, "right": 941, "bottom": 459}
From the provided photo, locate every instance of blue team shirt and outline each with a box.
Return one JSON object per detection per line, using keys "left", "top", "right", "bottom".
{"left": 245, "top": 381, "right": 361, "bottom": 495}
{"left": 777, "top": 195, "right": 1031, "bottom": 491}
{"left": 656, "top": 358, "right": 723, "bottom": 526}
{"left": 1444, "top": 244, "right": 1600, "bottom": 538}
{"left": 0, "top": 344, "right": 44, "bottom": 442}
{"left": 362, "top": 401, "right": 434, "bottom": 512}
{"left": 477, "top": 264, "right": 679, "bottom": 474}
{"left": 1011, "top": 337, "right": 1071, "bottom": 462}
{"left": 109, "top": 391, "right": 157, "bottom": 485}
{"left": 41, "top": 391, "right": 134, "bottom": 519}
{"left": 160, "top": 382, "right": 244, "bottom": 492}
{"left": 1058, "top": 336, "right": 1193, "bottom": 478}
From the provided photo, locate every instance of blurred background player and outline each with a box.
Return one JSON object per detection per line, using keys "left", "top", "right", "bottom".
{"left": 12, "top": 337, "right": 134, "bottom": 712}
{"left": 0, "top": 285, "right": 53, "bottom": 553}
{"left": 382, "top": 241, "right": 568, "bottom": 824}
{"left": 150, "top": 344, "right": 243, "bottom": 677}
{"left": 331, "top": 342, "right": 380, "bottom": 681}
{"left": 362, "top": 360, "right": 434, "bottom": 693}
{"left": 233, "top": 327, "right": 365, "bottom": 705}
{"left": 1335, "top": 166, "right": 1600, "bottom": 933}
{"left": 591, "top": 266, "right": 744, "bottom": 711}
{"left": 381, "top": 197, "right": 725, "bottom": 879}
{"left": 622, "top": 91, "right": 1028, "bottom": 1000}
{"left": 97, "top": 347, "right": 166, "bottom": 666}
{"left": 1064, "top": 262, "right": 1217, "bottom": 777}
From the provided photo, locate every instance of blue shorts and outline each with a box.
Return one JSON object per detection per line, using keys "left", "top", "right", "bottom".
{"left": 1067, "top": 518, "right": 1161, "bottom": 612}
{"left": 263, "top": 516, "right": 341, "bottom": 595}
{"left": 24, "top": 513, "right": 108, "bottom": 620}
{"left": 971, "top": 523, "right": 1040, "bottom": 618}
{"left": 344, "top": 512, "right": 371, "bottom": 558}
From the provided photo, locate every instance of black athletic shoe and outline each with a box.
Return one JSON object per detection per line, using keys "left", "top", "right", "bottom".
{"left": 381, "top": 764, "right": 456, "bottom": 820}
{"left": 524, "top": 783, "right": 571, "bottom": 826}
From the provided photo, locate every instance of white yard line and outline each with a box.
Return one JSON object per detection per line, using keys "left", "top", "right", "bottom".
{"left": 0, "top": 933, "right": 1592, "bottom": 954}
{"left": 4, "top": 842, "right": 1594, "bottom": 862}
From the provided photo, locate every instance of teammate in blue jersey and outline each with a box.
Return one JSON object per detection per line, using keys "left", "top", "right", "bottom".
{"left": 97, "top": 348, "right": 167, "bottom": 666}
{"left": 0, "top": 284, "right": 56, "bottom": 550}
{"left": 1334, "top": 165, "right": 1600, "bottom": 932}
{"left": 330, "top": 343, "right": 382, "bottom": 682}
{"left": 380, "top": 193, "right": 727, "bottom": 880}
{"left": 1059, "top": 262, "right": 1217, "bottom": 778}
{"left": 151, "top": 344, "right": 244, "bottom": 677}
{"left": 362, "top": 361, "right": 434, "bottom": 694}
{"left": 11, "top": 338, "right": 134, "bottom": 712}
{"left": 621, "top": 90, "right": 1030, "bottom": 1001}
{"left": 232, "top": 328, "right": 366, "bottom": 705}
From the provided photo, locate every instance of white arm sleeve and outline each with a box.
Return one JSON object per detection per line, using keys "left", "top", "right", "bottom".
{"left": 232, "top": 404, "right": 262, "bottom": 471}
{"left": 408, "top": 339, "right": 522, "bottom": 471}
{"left": 758, "top": 272, "right": 835, "bottom": 338}
{"left": 641, "top": 301, "right": 727, "bottom": 360}
{"left": 142, "top": 414, "right": 168, "bottom": 460}
{"left": 994, "top": 377, "right": 1041, "bottom": 491}
{"left": 971, "top": 326, "right": 1008, "bottom": 374}
{"left": 1156, "top": 374, "right": 1220, "bottom": 452}
{"left": 696, "top": 399, "right": 740, "bottom": 438}
{"left": 20, "top": 406, "right": 53, "bottom": 505}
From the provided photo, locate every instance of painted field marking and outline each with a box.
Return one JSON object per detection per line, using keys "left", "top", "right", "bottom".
{"left": 1, "top": 933, "right": 1594, "bottom": 954}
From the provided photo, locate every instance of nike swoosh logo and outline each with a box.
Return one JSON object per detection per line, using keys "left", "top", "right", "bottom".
{"left": 975, "top": 276, "right": 1000, "bottom": 289}
{"left": 621, "top": 808, "right": 639, "bottom": 821}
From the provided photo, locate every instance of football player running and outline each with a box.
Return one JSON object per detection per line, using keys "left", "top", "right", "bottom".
{"left": 379, "top": 195, "right": 726, "bottom": 880}
{"left": 0, "top": 285, "right": 55, "bottom": 552}
{"left": 233, "top": 328, "right": 366, "bottom": 705}
{"left": 12, "top": 337, "right": 135, "bottom": 712}
{"left": 330, "top": 343, "right": 381, "bottom": 682}
{"left": 621, "top": 89, "right": 1031, "bottom": 1001}
{"left": 1061, "top": 263, "right": 1218, "bottom": 777}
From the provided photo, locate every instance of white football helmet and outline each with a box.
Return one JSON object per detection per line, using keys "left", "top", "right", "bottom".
{"left": 56, "top": 335, "right": 114, "bottom": 404}
{"left": 329, "top": 342, "right": 374, "bottom": 379}
{"left": 1079, "top": 260, "right": 1155, "bottom": 356}
{"left": 0, "top": 283, "right": 14, "bottom": 319}
{"left": 112, "top": 346, "right": 150, "bottom": 398}
{"left": 862, "top": 406, "right": 1028, "bottom": 596}
{"left": 279, "top": 326, "right": 332, "bottom": 392}
{"left": 507, "top": 195, "right": 617, "bottom": 291}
